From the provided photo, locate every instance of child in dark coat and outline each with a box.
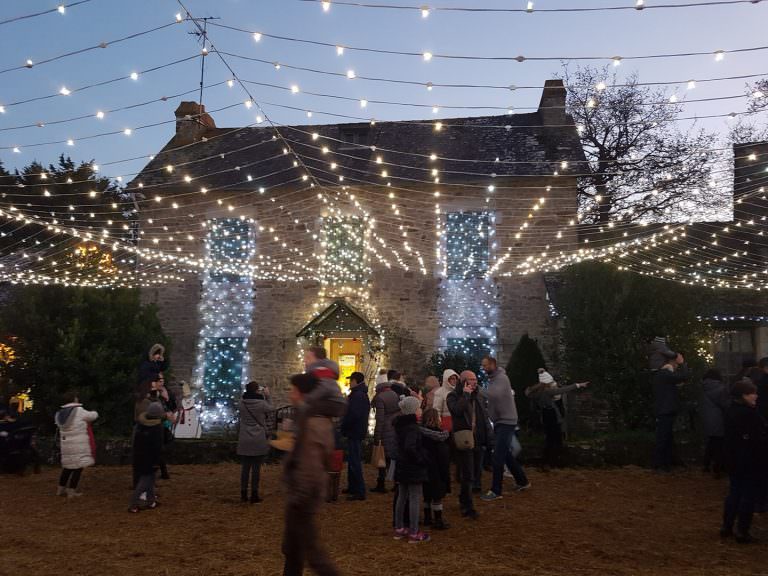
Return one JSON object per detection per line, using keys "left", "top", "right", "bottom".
{"left": 129, "top": 402, "right": 165, "bottom": 513}
{"left": 420, "top": 408, "right": 451, "bottom": 530}
{"left": 393, "top": 396, "right": 430, "bottom": 543}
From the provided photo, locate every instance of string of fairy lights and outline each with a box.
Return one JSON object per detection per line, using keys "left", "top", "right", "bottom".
{"left": 1, "top": 0, "right": 768, "bottom": 422}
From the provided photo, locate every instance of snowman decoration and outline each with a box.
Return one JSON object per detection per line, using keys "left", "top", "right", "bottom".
{"left": 174, "top": 382, "right": 202, "bottom": 439}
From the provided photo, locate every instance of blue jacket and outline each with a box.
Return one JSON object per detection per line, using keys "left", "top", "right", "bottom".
{"left": 341, "top": 382, "right": 370, "bottom": 441}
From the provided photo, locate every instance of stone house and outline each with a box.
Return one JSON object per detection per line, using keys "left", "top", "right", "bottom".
{"left": 130, "top": 79, "right": 586, "bottom": 418}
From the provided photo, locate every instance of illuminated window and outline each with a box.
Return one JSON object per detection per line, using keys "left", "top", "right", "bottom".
{"left": 323, "top": 217, "right": 368, "bottom": 284}
{"left": 202, "top": 337, "right": 247, "bottom": 404}
{"left": 208, "top": 218, "right": 252, "bottom": 282}
{"left": 446, "top": 211, "right": 490, "bottom": 279}
{"left": 447, "top": 337, "right": 491, "bottom": 361}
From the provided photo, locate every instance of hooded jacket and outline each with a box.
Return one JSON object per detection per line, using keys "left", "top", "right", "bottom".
{"left": 393, "top": 413, "right": 428, "bottom": 484}
{"left": 699, "top": 377, "right": 729, "bottom": 438}
{"left": 486, "top": 367, "right": 519, "bottom": 427}
{"left": 340, "top": 381, "right": 371, "bottom": 441}
{"left": 55, "top": 403, "right": 98, "bottom": 469}
{"left": 138, "top": 343, "right": 168, "bottom": 384}
{"left": 432, "top": 369, "right": 458, "bottom": 420}
{"left": 526, "top": 383, "right": 581, "bottom": 423}
{"left": 304, "top": 358, "right": 347, "bottom": 419}
{"left": 652, "top": 364, "right": 689, "bottom": 416}
{"left": 371, "top": 382, "right": 400, "bottom": 458}
{"left": 421, "top": 424, "right": 450, "bottom": 501}
{"left": 237, "top": 394, "right": 273, "bottom": 457}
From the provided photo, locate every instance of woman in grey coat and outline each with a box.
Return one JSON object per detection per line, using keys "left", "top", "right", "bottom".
{"left": 237, "top": 381, "right": 273, "bottom": 503}
{"left": 699, "top": 368, "right": 729, "bottom": 477}
{"left": 370, "top": 380, "right": 401, "bottom": 493}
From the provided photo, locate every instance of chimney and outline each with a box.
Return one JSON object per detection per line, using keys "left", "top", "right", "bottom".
{"left": 174, "top": 101, "right": 216, "bottom": 144}
{"left": 538, "top": 79, "right": 567, "bottom": 126}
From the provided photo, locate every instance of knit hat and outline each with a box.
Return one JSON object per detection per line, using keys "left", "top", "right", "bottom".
{"left": 399, "top": 396, "right": 421, "bottom": 416}
{"left": 538, "top": 369, "right": 555, "bottom": 385}
{"left": 145, "top": 401, "right": 165, "bottom": 420}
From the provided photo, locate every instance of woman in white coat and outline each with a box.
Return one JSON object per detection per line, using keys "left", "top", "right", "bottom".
{"left": 55, "top": 391, "right": 98, "bottom": 498}
{"left": 432, "top": 369, "right": 459, "bottom": 431}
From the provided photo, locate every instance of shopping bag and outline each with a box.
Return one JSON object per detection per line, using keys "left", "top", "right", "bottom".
{"left": 371, "top": 441, "right": 386, "bottom": 468}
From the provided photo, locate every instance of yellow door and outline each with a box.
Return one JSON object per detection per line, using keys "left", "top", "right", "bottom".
{"left": 324, "top": 338, "right": 362, "bottom": 394}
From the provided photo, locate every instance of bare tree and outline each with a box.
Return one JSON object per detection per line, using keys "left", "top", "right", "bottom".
{"left": 729, "top": 78, "right": 768, "bottom": 144}
{"left": 564, "top": 66, "right": 727, "bottom": 224}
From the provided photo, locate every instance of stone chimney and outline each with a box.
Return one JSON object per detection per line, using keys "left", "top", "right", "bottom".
{"left": 174, "top": 101, "right": 216, "bottom": 144}
{"left": 538, "top": 79, "right": 568, "bottom": 126}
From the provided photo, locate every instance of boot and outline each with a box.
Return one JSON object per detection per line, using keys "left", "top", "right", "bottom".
{"left": 240, "top": 490, "right": 248, "bottom": 503}
{"left": 434, "top": 510, "right": 450, "bottom": 530}
{"left": 370, "top": 476, "right": 387, "bottom": 494}
{"left": 250, "top": 492, "right": 262, "bottom": 504}
{"left": 423, "top": 507, "right": 433, "bottom": 526}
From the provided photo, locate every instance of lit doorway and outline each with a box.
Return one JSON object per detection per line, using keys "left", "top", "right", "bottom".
{"left": 324, "top": 337, "right": 362, "bottom": 394}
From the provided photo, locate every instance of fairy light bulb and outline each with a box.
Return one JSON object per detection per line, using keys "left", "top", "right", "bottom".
{"left": 687, "top": 80, "right": 696, "bottom": 90}
{"left": 67, "top": 139, "right": 74, "bottom": 146}
{"left": 714, "top": 50, "right": 725, "bottom": 61}
{"left": 273, "top": 62, "right": 281, "bottom": 70}
{"left": 587, "top": 98, "right": 597, "bottom": 108}
{"left": 244, "top": 99, "right": 253, "bottom": 109}
{"left": 435, "top": 121, "right": 443, "bottom": 131}
{"left": 360, "top": 99, "right": 368, "bottom": 108}
{"left": 0, "top": 106, "right": 6, "bottom": 114}
{"left": 59, "top": 86, "right": 71, "bottom": 96}
{"left": 596, "top": 81, "right": 607, "bottom": 91}
{"left": 58, "top": 4, "right": 66, "bottom": 14}
{"left": 432, "top": 106, "right": 440, "bottom": 114}
{"left": 256, "top": 115, "right": 263, "bottom": 123}
{"left": 336, "top": 45, "right": 344, "bottom": 56}
{"left": 526, "top": 1, "right": 534, "bottom": 12}
{"left": 123, "top": 128, "right": 132, "bottom": 135}
{"left": 669, "top": 94, "right": 678, "bottom": 103}
{"left": 227, "top": 79, "right": 234, "bottom": 88}
{"left": 175, "top": 12, "right": 183, "bottom": 22}
{"left": 25, "top": 59, "right": 34, "bottom": 68}
{"left": 635, "top": 0, "right": 645, "bottom": 9}
{"left": 612, "top": 57, "right": 622, "bottom": 67}
{"left": 12, "top": 147, "right": 20, "bottom": 153}
{"left": 322, "top": 1, "right": 331, "bottom": 11}
{"left": 346, "top": 69, "right": 356, "bottom": 79}
{"left": 253, "top": 32, "right": 262, "bottom": 42}
{"left": 423, "top": 51, "right": 433, "bottom": 62}
{"left": 291, "top": 85, "right": 300, "bottom": 94}
{"left": 421, "top": 5, "right": 430, "bottom": 18}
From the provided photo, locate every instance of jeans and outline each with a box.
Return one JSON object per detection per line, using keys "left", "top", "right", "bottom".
{"left": 472, "top": 447, "right": 483, "bottom": 491}
{"left": 346, "top": 439, "right": 365, "bottom": 497}
{"left": 395, "top": 483, "right": 423, "bottom": 534}
{"left": 283, "top": 504, "right": 339, "bottom": 576}
{"left": 240, "top": 455, "right": 264, "bottom": 497}
{"left": 456, "top": 449, "right": 476, "bottom": 514}
{"left": 723, "top": 472, "right": 760, "bottom": 535}
{"left": 59, "top": 468, "right": 82, "bottom": 489}
{"left": 491, "top": 424, "right": 528, "bottom": 495}
{"left": 653, "top": 413, "right": 676, "bottom": 470}
{"left": 130, "top": 473, "right": 156, "bottom": 507}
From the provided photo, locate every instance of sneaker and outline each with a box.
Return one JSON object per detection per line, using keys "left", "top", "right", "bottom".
{"left": 147, "top": 501, "right": 160, "bottom": 510}
{"left": 56, "top": 486, "right": 67, "bottom": 497}
{"left": 393, "top": 528, "right": 408, "bottom": 540}
{"left": 66, "top": 488, "right": 83, "bottom": 499}
{"left": 512, "top": 483, "right": 531, "bottom": 493}
{"left": 480, "top": 490, "right": 502, "bottom": 501}
{"left": 408, "top": 531, "right": 431, "bottom": 544}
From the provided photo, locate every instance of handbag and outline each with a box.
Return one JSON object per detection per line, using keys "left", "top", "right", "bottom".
{"left": 371, "top": 441, "right": 386, "bottom": 468}
{"left": 453, "top": 429, "right": 475, "bottom": 451}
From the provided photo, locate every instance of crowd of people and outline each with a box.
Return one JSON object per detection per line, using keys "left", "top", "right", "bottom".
{"left": 649, "top": 336, "right": 768, "bottom": 544}
{"left": 36, "top": 336, "right": 767, "bottom": 574}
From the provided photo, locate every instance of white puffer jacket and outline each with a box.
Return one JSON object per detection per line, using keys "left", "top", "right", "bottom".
{"left": 55, "top": 403, "right": 98, "bottom": 469}
{"left": 433, "top": 369, "right": 458, "bottom": 419}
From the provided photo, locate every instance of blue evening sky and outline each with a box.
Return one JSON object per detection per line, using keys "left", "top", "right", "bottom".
{"left": 1, "top": 0, "right": 766, "bottom": 181}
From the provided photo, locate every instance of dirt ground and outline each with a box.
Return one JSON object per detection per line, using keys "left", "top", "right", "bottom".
{"left": 1, "top": 464, "right": 765, "bottom": 576}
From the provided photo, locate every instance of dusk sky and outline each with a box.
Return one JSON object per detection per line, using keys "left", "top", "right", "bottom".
{"left": 1, "top": 0, "right": 767, "bottom": 181}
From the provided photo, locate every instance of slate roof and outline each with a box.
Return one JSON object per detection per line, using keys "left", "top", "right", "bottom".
{"left": 130, "top": 103, "right": 584, "bottom": 193}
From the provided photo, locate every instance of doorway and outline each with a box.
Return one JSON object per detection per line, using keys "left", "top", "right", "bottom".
{"left": 324, "top": 337, "right": 363, "bottom": 394}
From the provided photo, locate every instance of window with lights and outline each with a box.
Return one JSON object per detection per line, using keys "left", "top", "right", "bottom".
{"left": 447, "top": 337, "right": 491, "bottom": 361}
{"left": 322, "top": 216, "right": 368, "bottom": 284}
{"left": 208, "top": 218, "right": 252, "bottom": 282}
{"left": 445, "top": 211, "right": 490, "bottom": 279}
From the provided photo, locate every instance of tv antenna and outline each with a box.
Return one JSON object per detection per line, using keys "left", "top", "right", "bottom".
{"left": 187, "top": 16, "right": 220, "bottom": 113}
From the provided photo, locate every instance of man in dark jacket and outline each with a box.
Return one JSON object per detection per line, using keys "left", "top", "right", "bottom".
{"left": 721, "top": 379, "right": 767, "bottom": 543}
{"left": 652, "top": 353, "right": 689, "bottom": 472}
{"left": 129, "top": 401, "right": 164, "bottom": 513}
{"left": 370, "top": 378, "right": 400, "bottom": 493}
{"left": 340, "top": 372, "right": 370, "bottom": 501}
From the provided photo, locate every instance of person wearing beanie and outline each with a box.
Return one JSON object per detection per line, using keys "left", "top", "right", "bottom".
{"left": 433, "top": 369, "right": 459, "bottom": 431}
{"left": 392, "top": 395, "right": 430, "bottom": 543}
{"left": 721, "top": 379, "right": 767, "bottom": 543}
{"left": 129, "top": 401, "right": 165, "bottom": 513}
{"left": 420, "top": 407, "right": 451, "bottom": 530}
{"left": 525, "top": 368, "right": 589, "bottom": 467}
